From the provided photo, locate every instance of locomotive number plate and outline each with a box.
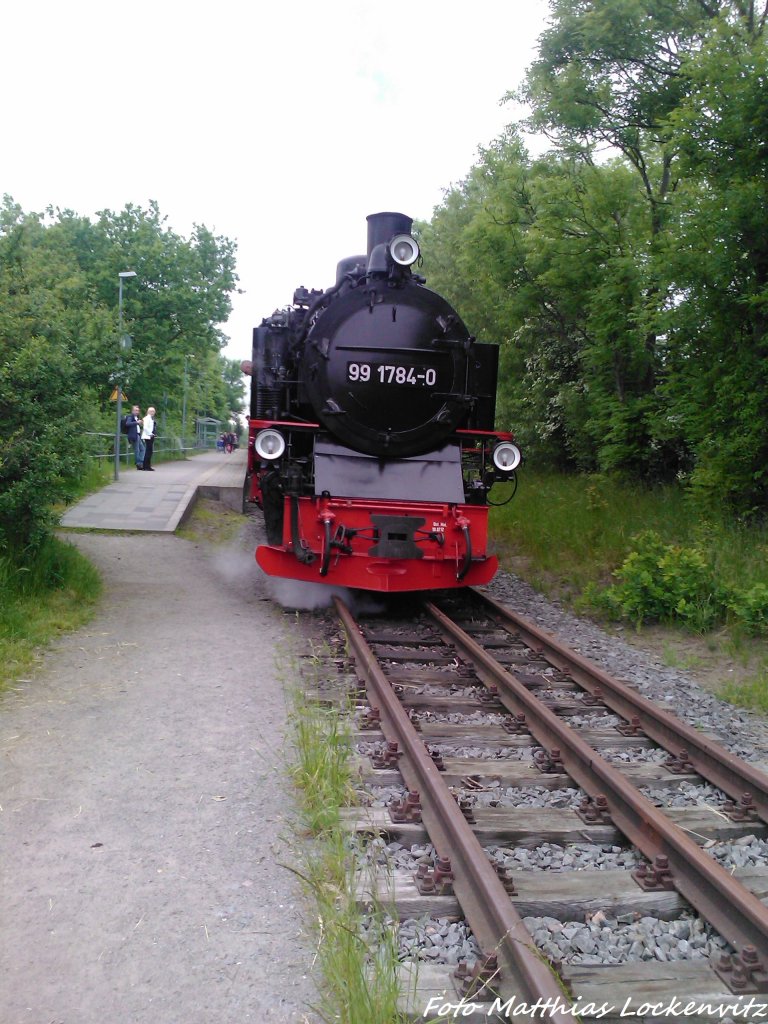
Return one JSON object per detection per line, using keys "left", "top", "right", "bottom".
{"left": 347, "top": 361, "right": 438, "bottom": 386}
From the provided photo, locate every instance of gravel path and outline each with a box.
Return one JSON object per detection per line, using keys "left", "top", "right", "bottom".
{"left": 0, "top": 518, "right": 319, "bottom": 1024}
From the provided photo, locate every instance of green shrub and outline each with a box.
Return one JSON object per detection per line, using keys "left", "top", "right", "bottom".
{"left": 726, "top": 583, "right": 768, "bottom": 637}
{"left": 598, "top": 530, "right": 726, "bottom": 631}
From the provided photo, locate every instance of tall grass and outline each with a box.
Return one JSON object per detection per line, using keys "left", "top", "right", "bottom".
{"left": 0, "top": 537, "right": 101, "bottom": 692}
{"left": 290, "top": 693, "right": 357, "bottom": 835}
{"left": 67, "top": 458, "right": 113, "bottom": 501}
{"left": 287, "top": 674, "right": 409, "bottom": 1023}
{"left": 490, "top": 471, "right": 768, "bottom": 596}
{"left": 719, "top": 671, "right": 768, "bottom": 714}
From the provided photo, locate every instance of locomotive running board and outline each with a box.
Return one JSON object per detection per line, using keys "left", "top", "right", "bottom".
{"left": 255, "top": 546, "right": 498, "bottom": 594}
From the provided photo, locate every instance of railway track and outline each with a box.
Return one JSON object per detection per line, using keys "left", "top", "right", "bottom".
{"left": 330, "top": 589, "right": 768, "bottom": 1022}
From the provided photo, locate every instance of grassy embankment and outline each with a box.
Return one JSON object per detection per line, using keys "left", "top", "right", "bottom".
{"left": 0, "top": 458, "right": 113, "bottom": 693}
{"left": 0, "top": 537, "right": 102, "bottom": 693}
{"left": 489, "top": 471, "right": 768, "bottom": 711}
{"left": 0, "top": 459, "right": 110, "bottom": 693}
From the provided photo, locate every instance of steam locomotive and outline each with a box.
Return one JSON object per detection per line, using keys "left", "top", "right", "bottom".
{"left": 244, "top": 211, "right": 521, "bottom": 593}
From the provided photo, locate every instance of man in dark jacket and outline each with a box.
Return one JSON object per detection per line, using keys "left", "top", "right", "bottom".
{"left": 124, "top": 406, "right": 145, "bottom": 469}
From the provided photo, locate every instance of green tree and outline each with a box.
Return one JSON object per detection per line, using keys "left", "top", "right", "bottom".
{"left": 0, "top": 200, "right": 99, "bottom": 552}
{"left": 0, "top": 196, "right": 240, "bottom": 559}
{"left": 512, "top": 0, "right": 768, "bottom": 508}
{"left": 221, "top": 356, "right": 247, "bottom": 424}
{"left": 418, "top": 0, "right": 763, "bottom": 508}
{"left": 660, "top": 15, "right": 768, "bottom": 510}
{"left": 518, "top": 0, "right": 718, "bottom": 232}
{"left": 419, "top": 135, "right": 677, "bottom": 476}
{"left": 84, "top": 202, "right": 238, "bottom": 424}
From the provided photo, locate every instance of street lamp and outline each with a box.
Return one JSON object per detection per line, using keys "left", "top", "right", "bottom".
{"left": 182, "top": 353, "right": 193, "bottom": 449}
{"left": 114, "top": 271, "right": 137, "bottom": 481}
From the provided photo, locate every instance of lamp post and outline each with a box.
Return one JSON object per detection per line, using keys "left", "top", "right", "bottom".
{"left": 181, "top": 353, "right": 193, "bottom": 449}
{"left": 114, "top": 271, "right": 137, "bottom": 481}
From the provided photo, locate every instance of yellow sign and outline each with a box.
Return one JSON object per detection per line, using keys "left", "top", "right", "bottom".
{"left": 110, "top": 390, "right": 128, "bottom": 401}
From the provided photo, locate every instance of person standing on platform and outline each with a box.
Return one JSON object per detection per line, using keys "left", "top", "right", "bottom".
{"left": 124, "top": 405, "right": 145, "bottom": 469}
{"left": 141, "top": 406, "right": 157, "bottom": 471}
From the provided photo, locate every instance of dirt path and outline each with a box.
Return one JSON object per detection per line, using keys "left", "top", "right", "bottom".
{"left": 1, "top": 516, "right": 320, "bottom": 1023}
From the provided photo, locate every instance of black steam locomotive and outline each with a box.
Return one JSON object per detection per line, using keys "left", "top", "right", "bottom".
{"left": 244, "top": 211, "right": 520, "bottom": 592}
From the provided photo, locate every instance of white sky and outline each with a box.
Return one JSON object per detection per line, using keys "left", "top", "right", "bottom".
{"left": 3, "top": 0, "right": 550, "bottom": 363}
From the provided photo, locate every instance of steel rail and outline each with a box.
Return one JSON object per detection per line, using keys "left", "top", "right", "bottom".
{"left": 426, "top": 600, "right": 768, "bottom": 962}
{"left": 477, "top": 590, "right": 768, "bottom": 824}
{"left": 333, "top": 596, "right": 575, "bottom": 1021}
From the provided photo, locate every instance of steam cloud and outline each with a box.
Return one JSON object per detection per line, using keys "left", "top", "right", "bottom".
{"left": 265, "top": 576, "right": 387, "bottom": 616}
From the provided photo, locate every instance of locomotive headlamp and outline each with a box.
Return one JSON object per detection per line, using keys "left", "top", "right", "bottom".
{"left": 255, "top": 428, "right": 286, "bottom": 460}
{"left": 492, "top": 442, "right": 522, "bottom": 473}
{"left": 389, "top": 234, "right": 420, "bottom": 266}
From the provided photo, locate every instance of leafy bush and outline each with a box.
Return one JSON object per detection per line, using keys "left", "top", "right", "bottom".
{"left": 597, "top": 531, "right": 726, "bottom": 631}
{"left": 0, "top": 335, "right": 89, "bottom": 554}
{"left": 0, "top": 203, "right": 93, "bottom": 556}
{"left": 726, "top": 584, "right": 768, "bottom": 637}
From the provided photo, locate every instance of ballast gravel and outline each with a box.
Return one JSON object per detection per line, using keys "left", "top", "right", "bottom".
{"left": 601, "top": 745, "right": 671, "bottom": 763}
{"left": 397, "top": 916, "right": 481, "bottom": 965}
{"left": 418, "top": 683, "right": 487, "bottom": 697}
{"left": 709, "top": 834, "right": 768, "bottom": 868}
{"left": 358, "top": 837, "right": 644, "bottom": 875}
{"left": 640, "top": 780, "right": 728, "bottom": 807}
{"left": 566, "top": 712, "right": 623, "bottom": 728}
{"left": 359, "top": 837, "right": 438, "bottom": 871}
{"left": 363, "top": 784, "right": 410, "bottom": 808}
{"left": 469, "top": 785, "right": 585, "bottom": 809}
{"left": 423, "top": 743, "right": 534, "bottom": 760}
{"left": 359, "top": 914, "right": 481, "bottom": 966}
{"left": 523, "top": 909, "right": 728, "bottom": 965}
{"left": 488, "top": 842, "right": 641, "bottom": 872}
{"left": 413, "top": 710, "right": 511, "bottom": 726}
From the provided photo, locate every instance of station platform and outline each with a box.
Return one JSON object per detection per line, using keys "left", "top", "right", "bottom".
{"left": 59, "top": 449, "right": 247, "bottom": 533}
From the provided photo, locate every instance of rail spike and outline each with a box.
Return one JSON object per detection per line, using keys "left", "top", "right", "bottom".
{"left": 502, "top": 712, "right": 529, "bottom": 735}
{"left": 632, "top": 854, "right": 675, "bottom": 892}
{"left": 372, "top": 739, "right": 401, "bottom": 769}
{"left": 389, "top": 789, "right": 422, "bottom": 824}
{"left": 616, "top": 715, "right": 645, "bottom": 737}
{"left": 454, "top": 953, "right": 501, "bottom": 1001}
{"left": 576, "top": 794, "right": 612, "bottom": 825}
{"left": 360, "top": 706, "right": 381, "bottom": 730}
{"left": 723, "top": 792, "right": 758, "bottom": 822}
{"left": 532, "top": 747, "right": 564, "bottom": 773}
{"left": 714, "top": 944, "right": 768, "bottom": 993}
{"left": 414, "top": 855, "right": 454, "bottom": 895}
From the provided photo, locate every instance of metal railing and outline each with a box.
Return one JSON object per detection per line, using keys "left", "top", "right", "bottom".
{"left": 83, "top": 432, "right": 214, "bottom": 465}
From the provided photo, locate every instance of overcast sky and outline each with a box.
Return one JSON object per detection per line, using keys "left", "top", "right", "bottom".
{"left": 3, "top": 0, "right": 550, "bottom": 362}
